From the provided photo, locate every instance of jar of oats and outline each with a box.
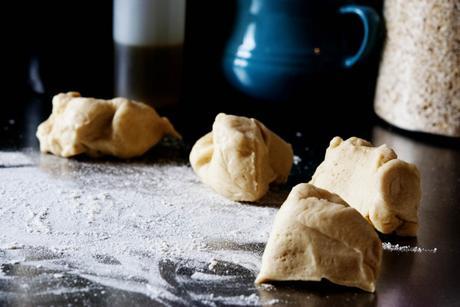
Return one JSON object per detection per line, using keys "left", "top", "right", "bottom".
{"left": 374, "top": 0, "right": 460, "bottom": 137}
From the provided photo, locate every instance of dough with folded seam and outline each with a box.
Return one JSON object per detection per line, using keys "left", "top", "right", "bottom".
{"left": 189, "top": 113, "right": 293, "bottom": 202}
{"left": 256, "top": 183, "right": 382, "bottom": 292}
{"left": 310, "top": 136, "right": 421, "bottom": 236}
{"left": 37, "top": 92, "right": 180, "bottom": 159}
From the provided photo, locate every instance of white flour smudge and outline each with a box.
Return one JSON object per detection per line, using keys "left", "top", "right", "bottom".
{"left": 190, "top": 272, "right": 237, "bottom": 281}
{"left": 382, "top": 242, "right": 438, "bottom": 253}
{"left": 0, "top": 151, "right": 32, "bottom": 167}
{"left": 293, "top": 155, "right": 302, "bottom": 165}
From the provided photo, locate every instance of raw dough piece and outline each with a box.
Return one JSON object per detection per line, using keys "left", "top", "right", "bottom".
{"left": 37, "top": 92, "right": 180, "bottom": 158}
{"left": 310, "top": 137, "right": 421, "bottom": 236}
{"left": 256, "top": 183, "right": 382, "bottom": 292}
{"left": 189, "top": 113, "right": 293, "bottom": 202}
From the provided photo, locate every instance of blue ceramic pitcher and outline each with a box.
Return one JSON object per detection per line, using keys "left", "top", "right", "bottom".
{"left": 223, "top": 0, "right": 381, "bottom": 100}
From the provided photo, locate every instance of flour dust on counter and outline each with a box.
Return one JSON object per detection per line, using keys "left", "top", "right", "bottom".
{"left": 382, "top": 242, "right": 438, "bottom": 253}
{"left": 0, "top": 151, "right": 282, "bottom": 306}
{"left": 0, "top": 151, "right": 33, "bottom": 167}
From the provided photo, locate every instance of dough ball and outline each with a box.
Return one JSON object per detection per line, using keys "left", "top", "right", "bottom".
{"left": 36, "top": 92, "right": 181, "bottom": 159}
{"left": 189, "top": 113, "right": 293, "bottom": 202}
{"left": 310, "top": 137, "right": 421, "bottom": 236}
{"left": 256, "top": 183, "right": 382, "bottom": 292}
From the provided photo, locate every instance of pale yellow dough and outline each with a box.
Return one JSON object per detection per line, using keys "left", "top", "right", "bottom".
{"left": 256, "top": 183, "right": 382, "bottom": 292}
{"left": 310, "top": 137, "right": 421, "bottom": 236}
{"left": 36, "top": 92, "right": 180, "bottom": 159}
{"left": 189, "top": 113, "right": 293, "bottom": 202}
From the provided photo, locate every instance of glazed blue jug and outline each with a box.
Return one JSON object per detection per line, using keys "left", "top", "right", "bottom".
{"left": 223, "top": 0, "right": 381, "bottom": 100}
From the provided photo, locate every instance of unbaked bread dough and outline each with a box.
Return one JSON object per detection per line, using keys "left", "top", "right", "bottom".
{"left": 310, "top": 137, "right": 421, "bottom": 236}
{"left": 256, "top": 183, "right": 382, "bottom": 292}
{"left": 36, "top": 92, "right": 180, "bottom": 159}
{"left": 189, "top": 113, "right": 293, "bottom": 202}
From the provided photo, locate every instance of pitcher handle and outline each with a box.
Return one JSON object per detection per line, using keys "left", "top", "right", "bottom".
{"left": 339, "top": 4, "right": 381, "bottom": 68}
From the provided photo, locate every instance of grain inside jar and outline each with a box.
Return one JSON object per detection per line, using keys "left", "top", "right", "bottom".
{"left": 374, "top": 0, "right": 460, "bottom": 137}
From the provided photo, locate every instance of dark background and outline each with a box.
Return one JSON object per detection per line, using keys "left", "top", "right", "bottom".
{"left": 2, "top": 0, "right": 385, "bottom": 145}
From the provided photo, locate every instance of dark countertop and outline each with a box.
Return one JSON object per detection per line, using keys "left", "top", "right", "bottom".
{"left": 0, "top": 93, "right": 459, "bottom": 307}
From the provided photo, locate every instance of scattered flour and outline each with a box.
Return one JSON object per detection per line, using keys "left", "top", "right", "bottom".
{"left": 208, "top": 258, "right": 218, "bottom": 271}
{"left": 0, "top": 151, "right": 33, "bottom": 167}
{"left": 0, "top": 151, "right": 279, "bottom": 305}
{"left": 190, "top": 272, "right": 237, "bottom": 281}
{"left": 382, "top": 242, "right": 438, "bottom": 253}
{"left": 293, "top": 155, "right": 302, "bottom": 165}
{"left": 193, "top": 293, "right": 268, "bottom": 306}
